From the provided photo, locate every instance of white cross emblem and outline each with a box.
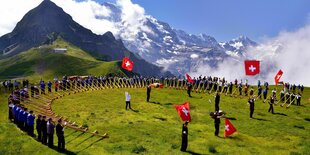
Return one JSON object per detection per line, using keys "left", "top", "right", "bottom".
{"left": 249, "top": 65, "right": 256, "bottom": 72}
{"left": 225, "top": 125, "right": 230, "bottom": 131}
{"left": 276, "top": 75, "right": 281, "bottom": 80}
{"left": 182, "top": 107, "right": 189, "bottom": 116}
{"left": 125, "top": 61, "right": 131, "bottom": 67}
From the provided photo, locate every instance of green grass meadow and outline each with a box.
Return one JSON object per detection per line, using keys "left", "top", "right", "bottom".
{"left": 1, "top": 85, "right": 309, "bottom": 154}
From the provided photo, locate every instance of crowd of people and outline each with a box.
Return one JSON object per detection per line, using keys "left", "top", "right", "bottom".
{"left": 7, "top": 85, "right": 65, "bottom": 151}
{"left": 2, "top": 75, "right": 305, "bottom": 152}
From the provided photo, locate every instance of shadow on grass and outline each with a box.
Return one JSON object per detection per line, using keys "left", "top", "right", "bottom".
{"left": 75, "top": 135, "right": 94, "bottom": 147}
{"left": 65, "top": 130, "right": 78, "bottom": 138}
{"left": 186, "top": 150, "right": 202, "bottom": 155}
{"left": 305, "top": 118, "right": 310, "bottom": 122}
{"left": 252, "top": 117, "right": 270, "bottom": 121}
{"left": 273, "top": 112, "right": 287, "bottom": 116}
{"left": 66, "top": 132, "right": 85, "bottom": 144}
{"left": 49, "top": 146, "right": 77, "bottom": 155}
{"left": 130, "top": 108, "right": 139, "bottom": 113}
{"left": 76, "top": 137, "right": 104, "bottom": 153}
{"left": 149, "top": 101, "right": 161, "bottom": 105}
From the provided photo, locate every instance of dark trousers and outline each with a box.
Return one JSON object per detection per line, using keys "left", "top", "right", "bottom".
{"left": 48, "top": 133, "right": 54, "bottom": 147}
{"left": 181, "top": 137, "right": 188, "bottom": 152}
{"left": 28, "top": 125, "right": 34, "bottom": 136}
{"left": 48, "top": 88, "right": 51, "bottom": 93}
{"left": 37, "top": 128, "right": 42, "bottom": 141}
{"left": 263, "top": 94, "right": 267, "bottom": 100}
{"left": 297, "top": 100, "right": 301, "bottom": 106}
{"left": 215, "top": 104, "right": 219, "bottom": 112}
{"left": 147, "top": 94, "right": 150, "bottom": 102}
{"left": 214, "top": 123, "right": 220, "bottom": 136}
{"left": 126, "top": 101, "right": 131, "bottom": 110}
{"left": 42, "top": 132, "right": 47, "bottom": 144}
{"left": 57, "top": 135, "right": 65, "bottom": 151}
{"left": 250, "top": 108, "right": 254, "bottom": 118}
{"left": 268, "top": 104, "right": 274, "bottom": 113}
{"left": 187, "top": 90, "right": 191, "bottom": 97}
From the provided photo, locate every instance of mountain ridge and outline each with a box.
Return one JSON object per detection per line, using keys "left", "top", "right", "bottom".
{"left": 0, "top": 0, "right": 171, "bottom": 77}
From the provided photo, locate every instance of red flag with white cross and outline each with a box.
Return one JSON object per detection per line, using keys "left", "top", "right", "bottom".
{"left": 244, "top": 60, "right": 260, "bottom": 76}
{"left": 174, "top": 102, "right": 191, "bottom": 122}
{"left": 121, "top": 57, "right": 134, "bottom": 71}
{"left": 224, "top": 118, "right": 237, "bottom": 137}
{"left": 274, "top": 70, "right": 283, "bottom": 85}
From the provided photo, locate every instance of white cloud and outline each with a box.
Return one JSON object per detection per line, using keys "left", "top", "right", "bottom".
{"left": 0, "top": 0, "right": 152, "bottom": 41}
{"left": 191, "top": 24, "right": 310, "bottom": 86}
{"left": 0, "top": 0, "right": 42, "bottom": 36}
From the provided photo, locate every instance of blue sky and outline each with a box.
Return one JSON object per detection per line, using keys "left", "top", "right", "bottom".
{"left": 97, "top": 0, "right": 310, "bottom": 42}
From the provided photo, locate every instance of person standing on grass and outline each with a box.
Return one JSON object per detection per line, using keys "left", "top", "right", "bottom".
{"left": 146, "top": 85, "right": 151, "bottom": 102}
{"left": 22, "top": 108, "right": 29, "bottom": 131}
{"left": 268, "top": 96, "right": 275, "bottom": 114}
{"left": 125, "top": 92, "right": 131, "bottom": 110}
{"left": 248, "top": 96, "right": 255, "bottom": 118}
{"left": 56, "top": 119, "right": 65, "bottom": 151}
{"left": 47, "top": 118, "right": 55, "bottom": 148}
{"left": 187, "top": 82, "right": 192, "bottom": 97}
{"left": 48, "top": 81, "right": 52, "bottom": 93}
{"left": 211, "top": 111, "right": 221, "bottom": 136}
{"left": 181, "top": 121, "right": 188, "bottom": 152}
{"left": 41, "top": 116, "right": 47, "bottom": 145}
{"left": 36, "top": 115, "right": 42, "bottom": 141}
{"left": 27, "top": 111, "right": 35, "bottom": 136}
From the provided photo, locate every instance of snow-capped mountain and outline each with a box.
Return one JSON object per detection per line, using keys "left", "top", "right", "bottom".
{"left": 102, "top": 2, "right": 257, "bottom": 75}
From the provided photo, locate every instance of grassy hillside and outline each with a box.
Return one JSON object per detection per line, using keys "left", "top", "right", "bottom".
{"left": 0, "top": 38, "right": 127, "bottom": 81}
{"left": 0, "top": 84, "right": 308, "bottom": 154}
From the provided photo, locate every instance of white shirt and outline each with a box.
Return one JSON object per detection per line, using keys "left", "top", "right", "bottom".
{"left": 125, "top": 92, "right": 131, "bottom": 102}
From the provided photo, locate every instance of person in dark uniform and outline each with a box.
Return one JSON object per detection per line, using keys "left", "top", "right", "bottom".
{"left": 181, "top": 121, "right": 188, "bottom": 152}
{"left": 301, "top": 85, "right": 304, "bottom": 93}
{"left": 47, "top": 118, "right": 55, "bottom": 148}
{"left": 263, "top": 88, "right": 268, "bottom": 100}
{"left": 296, "top": 93, "right": 301, "bottom": 106}
{"left": 41, "top": 116, "right": 47, "bottom": 145}
{"left": 238, "top": 83, "right": 242, "bottom": 96}
{"left": 248, "top": 96, "right": 255, "bottom": 118}
{"left": 27, "top": 111, "right": 35, "bottom": 136}
{"left": 36, "top": 115, "right": 42, "bottom": 141}
{"left": 146, "top": 85, "right": 151, "bottom": 102}
{"left": 258, "top": 86, "right": 262, "bottom": 99}
{"left": 215, "top": 92, "right": 220, "bottom": 111}
{"left": 290, "top": 93, "right": 296, "bottom": 104}
{"left": 280, "top": 89, "right": 285, "bottom": 102}
{"left": 47, "top": 81, "right": 52, "bottom": 93}
{"left": 211, "top": 111, "right": 221, "bottom": 136}
{"left": 229, "top": 82, "right": 233, "bottom": 94}
{"left": 268, "top": 96, "right": 275, "bottom": 114}
{"left": 56, "top": 119, "right": 65, "bottom": 151}
{"left": 187, "top": 82, "right": 192, "bottom": 97}
{"left": 22, "top": 108, "right": 29, "bottom": 131}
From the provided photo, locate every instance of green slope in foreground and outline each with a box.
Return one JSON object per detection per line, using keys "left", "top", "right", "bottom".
{"left": 0, "top": 38, "right": 126, "bottom": 81}
{"left": 0, "top": 85, "right": 309, "bottom": 154}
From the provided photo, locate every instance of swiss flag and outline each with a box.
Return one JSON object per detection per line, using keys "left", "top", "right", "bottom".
{"left": 175, "top": 102, "right": 191, "bottom": 122}
{"left": 121, "top": 57, "right": 134, "bottom": 71}
{"left": 186, "top": 74, "right": 194, "bottom": 84}
{"left": 224, "top": 118, "right": 237, "bottom": 137}
{"left": 274, "top": 70, "right": 283, "bottom": 85}
{"left": 244, "top": 60, "right": 260, "bottom": 76}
